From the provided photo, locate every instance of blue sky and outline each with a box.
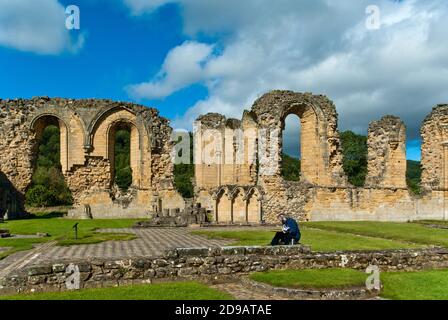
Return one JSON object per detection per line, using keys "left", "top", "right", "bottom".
{"left": 2, "top": 0, "right": 448, "bottom": 161}
{"left": 0, "top": 1, "right": 208, "bottom": 120}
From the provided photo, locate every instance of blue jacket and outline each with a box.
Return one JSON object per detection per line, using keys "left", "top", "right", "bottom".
{"left": 283, "top": 218, "right": 301, "bottom": 241}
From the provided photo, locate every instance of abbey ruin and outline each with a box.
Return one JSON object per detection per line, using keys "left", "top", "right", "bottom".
{"left": 1, "top": 91, "right": 447, "bottom": 222}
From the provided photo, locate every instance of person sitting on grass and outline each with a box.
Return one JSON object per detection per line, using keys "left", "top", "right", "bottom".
{"left": 271, "top": 214, "right": 301, "bottom": 246}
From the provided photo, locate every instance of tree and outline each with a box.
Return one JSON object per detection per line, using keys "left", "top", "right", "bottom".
{"left": 407, "top": 160, "right": 422, "bottom": 195}
{"left": 340, "top": 131, "right": 368, "bottom": 187}
{"left": 281, "top": 153, "right": 301, "bottom": 181}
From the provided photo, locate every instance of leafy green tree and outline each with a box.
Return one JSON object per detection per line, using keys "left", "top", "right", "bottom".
{"left": 281, "top": 153, "right": 301, "bottom": 181}
{"left": 340, "top": 131, "right": 368, "bottom": 187}
{"left": 407, "top": 160, "right": 422, "bottom": 195}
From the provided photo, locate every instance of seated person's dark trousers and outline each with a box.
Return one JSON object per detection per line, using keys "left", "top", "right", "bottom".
{"left": 271, "top": 232, "right": 293, "bottom": 246}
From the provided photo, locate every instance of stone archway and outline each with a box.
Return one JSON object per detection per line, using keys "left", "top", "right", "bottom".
{"left": 232, "top": 187, "right": 246, "bottom": 223}
{"left": 246, "top": 187, "right": 262, "bottom": 223}
{"left": 30, "top": 114, "right": 69, "bottom": 175}
{"left": 251, "top": 91, "right": 346, "bottom": 186}
{"left": 91, "top": 107, "right": 145, "bottom": 190}
{"left": 215, "top": 187, "right": 232, "bottom": 223}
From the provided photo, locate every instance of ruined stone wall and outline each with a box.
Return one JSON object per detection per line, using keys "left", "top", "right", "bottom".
{"left": 193, "top": 91, "right": 448, "bottom": 223}
{"left": 194, "top": 113, "right": 256, "bottom": 191}
{"left": 251, "top": 91, "right": 346, "bottom": 186}
{"left": 366, "top": 116, "right": 407, "bottom": 188}
{"left": 65, "top": 156, "right": 112, "bottom": 203}
{"left": 0, "top": 97, "right": 184, "bottom": 219}
{"left": 421, "top": 105, "right": 448, "bottom": 191}
{"left": 0, "top": 99, "right": 39, "bottom": 194}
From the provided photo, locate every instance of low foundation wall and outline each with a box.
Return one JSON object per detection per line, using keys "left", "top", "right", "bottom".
{"left": 1, "top": 246, "right": 448, "bottom": 295}
{"left": 241, "top": 278, "right": 378, "bottom": 300}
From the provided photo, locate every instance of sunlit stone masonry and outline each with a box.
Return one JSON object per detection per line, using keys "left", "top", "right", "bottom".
{"left": 194, "top": 90, "right": 448, "bottom": 223}
{"left": 0, "top": 91, "right": 447, "bottom": 222}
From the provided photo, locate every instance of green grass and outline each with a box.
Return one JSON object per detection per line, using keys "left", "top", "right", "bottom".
{"left": 381, "top": 269, "right": 448, "bottom": 300}
{"left": 305, "top": 221, "right": 448, "bottom": 248}
{"left": 192, "top": 227, "right": 422, "bottom": 252}
{"left": 0, "top": 212, "right": 142, "bottom": 259}
{"left": 249, "top": 268, "right": 448, "bottom": 299}
{"left": 415, "top": 220, "right": 448, "bottom": 227}
{"left": 250, "top": 268, "right": 367, "bottom": 289}
{"left": 0, "top": 281, "right": 233, "bottom": 300}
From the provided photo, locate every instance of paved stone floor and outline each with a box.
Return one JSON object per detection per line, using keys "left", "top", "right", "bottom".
{"left": 34, "top": 228, "right": 232, "bottom": 264}
{"left": 210, "top": 282, "right": 290, "bottom": 300}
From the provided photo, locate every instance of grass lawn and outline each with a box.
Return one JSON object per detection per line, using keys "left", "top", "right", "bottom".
{"left": 0, "top": 281, "right": 233, "bottom": 300}
{"left": 192, "top": 227, "right": 423, "bottom": 252}
{"left": 0, "top": 212, "right": 142, "bottom": 259}
{"left": 305, "top": 221, "right": 448, "bottom": 247}
{"left": 248, "top": 268, "right": 448, "bottom": 300}
{"left": 381, "top": 269, "right": 448, "bottom": 300}
{"left": 250, "top": 268, "right": 366, "bottom": 289}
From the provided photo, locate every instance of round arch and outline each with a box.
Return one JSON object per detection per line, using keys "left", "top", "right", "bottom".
{"left": 29, "top": 114, "right": 70, "bottom": 174}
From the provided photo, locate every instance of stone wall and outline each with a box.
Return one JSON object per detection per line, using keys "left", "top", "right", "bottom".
{"left": 194, "top": 91, "right": 448, "bottom": 223}
{"left": 0, "top": 171, "right": 25, "bottom": 219}
{"left": 0, "top": 97, "right": 184, "bottom": 219}
{"left": 366, "top": 116, "right": 407, "bottom": 188}
{"left": 2, "top": 246, "right": 448, "bottom": 295}
{"left": 421, "top": 104, "right": 448, "bottom": 191}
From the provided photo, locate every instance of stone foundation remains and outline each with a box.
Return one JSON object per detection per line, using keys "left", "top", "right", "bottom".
{"left": 1, "top": 246, "right": 448, "bottom": 295}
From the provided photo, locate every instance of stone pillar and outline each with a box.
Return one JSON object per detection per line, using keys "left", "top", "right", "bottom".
{"left": 421, "top": 105, "right": 448, "bottom": 192}
{"left": 366, "top": 116, "right": 407, "bottom": 188}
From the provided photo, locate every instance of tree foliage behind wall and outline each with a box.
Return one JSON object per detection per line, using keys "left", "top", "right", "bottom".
{"left": 281, "top": 153, "right": 301, "bottom": 181}
{"left": 114, "top": 130, "right": 132, "bottom": 191}
{"left": 340, "top": 131, "right": 368, "bottom": 187}
{"left": 25, "top": 126, "right": 73, "bottom": 207}
{"left": 173, "top": 132, "right": 195, "bottom": 198}
{"left": 407, "top": 160, "right": 422, "bottom": 195}
{"left": 281, "top": 130, "right": 422, "bottom": 193}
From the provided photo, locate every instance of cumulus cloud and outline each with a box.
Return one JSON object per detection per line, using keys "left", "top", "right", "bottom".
{"left": 0, "top": 0, "right": 84, "bottom": 55}
{"left": 125, "top": 0, "right": 448, "bottom": 149}
{"left": 127, "top": 41, "right": 214, "bottom": 99}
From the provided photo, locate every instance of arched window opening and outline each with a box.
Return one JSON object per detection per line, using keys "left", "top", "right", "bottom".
{"left": 26, "top": 118, "right": 73, "bottom": 207}
{"left": 111, "top": 123, "right": 133, "bottom": 191}
{"left": 281, "top": 114, "right": 301, "bottom": 181}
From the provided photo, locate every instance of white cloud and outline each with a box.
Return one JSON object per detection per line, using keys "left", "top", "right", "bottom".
{"left": 123, "top": 0, "right": 174, "bottom": 15}
{"left": 0, "top": 0, "right": 84, "bottom": 55}
{"left": 127, "top": 41, "right": 214, "bottom": 99}
{"left": 125, "top": 0, "right": 448, "bottom": 146}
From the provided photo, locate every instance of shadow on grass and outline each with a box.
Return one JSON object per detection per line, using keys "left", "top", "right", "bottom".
{"left": 26, "top": 211, "right": 66, "bottom": 220}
